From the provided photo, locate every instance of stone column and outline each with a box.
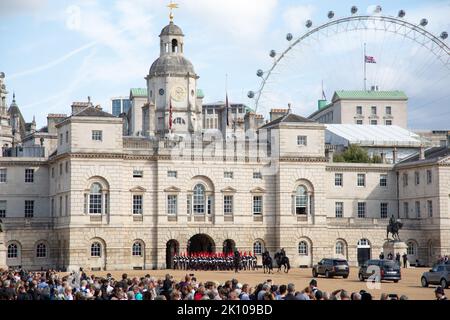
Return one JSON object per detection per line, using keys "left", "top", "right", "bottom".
{"left": 0, "top": 231, "right": 8, "bottom": 270}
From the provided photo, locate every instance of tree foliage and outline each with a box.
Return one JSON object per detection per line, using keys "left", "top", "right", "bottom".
{"left": 333, "top": 145, "right": 383, "bottom": 164}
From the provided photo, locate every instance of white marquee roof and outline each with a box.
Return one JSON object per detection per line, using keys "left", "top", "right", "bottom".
{"left": 325, "top": 124, "right": 425, "bottom": 147}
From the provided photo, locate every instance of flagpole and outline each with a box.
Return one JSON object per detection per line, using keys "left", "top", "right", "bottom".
{"left": 364, "top": 43, "right": 367, "bottom": 91}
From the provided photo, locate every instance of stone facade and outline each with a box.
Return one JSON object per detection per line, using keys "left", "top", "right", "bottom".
{"left": 0, "top": 20, "right": 449, "bottom": 272}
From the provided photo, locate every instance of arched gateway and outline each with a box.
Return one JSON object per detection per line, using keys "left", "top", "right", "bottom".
{"left": 166, "top": 240, "right": 179, "bottom": 269}
{"left": 187, "top": 234, "right": 215, "bottom": 255}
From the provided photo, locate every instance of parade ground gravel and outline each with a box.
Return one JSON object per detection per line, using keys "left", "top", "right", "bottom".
{"left": 81, "top": 267, "right": 438, "bottom": 300}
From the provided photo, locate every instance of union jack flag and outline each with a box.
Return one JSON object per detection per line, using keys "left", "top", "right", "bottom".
{"left": 365, "top": 55, "right": 376, "bottom": 64}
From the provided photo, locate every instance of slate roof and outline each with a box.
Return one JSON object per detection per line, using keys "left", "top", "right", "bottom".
{"left": 399, "top": 146, "right": 450, "bottom": 164}
{"left": 260, "top": 113, "right": 315, "bottom": 129}
{"left": 73, "top": 106, "right": 116, "bottom": 118}
{"left": 332, "top": 90, "right": 408, "bottom": 102}
{"left": 160, "top": 22, "right": 184, "bottom": 36}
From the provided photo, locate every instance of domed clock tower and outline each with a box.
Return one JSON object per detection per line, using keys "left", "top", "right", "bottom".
{"left": 146, "top": 14, "right": 202, "bottom": 137}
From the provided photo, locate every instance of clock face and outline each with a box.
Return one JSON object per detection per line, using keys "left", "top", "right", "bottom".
{"left": 159, "top": 88, "right": 165, "bottom": 96}
{"left": 171, "top": 86, "right": 186, "bottom": 102}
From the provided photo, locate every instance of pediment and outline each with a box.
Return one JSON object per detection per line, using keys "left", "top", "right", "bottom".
{"left": 221, "top": 187, "right": 237, "bottom": 193}
{"left": 250, "top": 187, "right": 266, "bottom": 194}
{"left": 130, "top": 186, "right": 147, "bottom": 193}
{"left": 164, "top": 186, "right": 181, "bottom": 193}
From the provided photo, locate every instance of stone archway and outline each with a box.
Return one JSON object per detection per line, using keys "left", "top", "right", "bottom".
{"left": 223, "top": 239, "right": 236, "bottom": 255}
{"left": 187, "top": 234, "right": 215, "bottom": 255}
{"left": 166, "top": 240, "right": 179, "bottom": 269}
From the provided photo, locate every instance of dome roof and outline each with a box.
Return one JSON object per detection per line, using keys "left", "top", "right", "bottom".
{"left": 160, "top": 22, "right": 184, "bottom": 37}
{"left": 149, "top": 55, "right": 196, "bottom": 77}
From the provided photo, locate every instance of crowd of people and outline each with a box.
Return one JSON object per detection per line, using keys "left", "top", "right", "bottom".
{"left": 0, "top": 268, "right": 447, "bottom": 301}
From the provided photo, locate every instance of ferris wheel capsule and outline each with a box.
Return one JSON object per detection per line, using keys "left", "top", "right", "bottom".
{"left": 441, "top": 31, "right": 448, "bottom": 40}
{"left": 374, "top": 5, "right": 382, "bottom": 13}
{"left": 305, "top": 20, "right": 312, "bottom": 28}
{"left": 286, "top": 33, "right": 293, "bottom": 41}
{"left": 247, "top": 91, "right": 255, "bottom": 99}
{"left": 420, "top": 18, "right": 428, "bottom": 27}
{"left": 257, "top": 69, "right": 264, "bottom": 77}
{"left": 351, "top": 6, "right": 358, "bottom": 15}
{"left": 327, "top": 11, "right": 334, "bottom": 19}
{"left": 270, "top": 50, "right": 276, "bottom": 58}
{"left": 398, "top": 10, "right": 406, "bottom": 18}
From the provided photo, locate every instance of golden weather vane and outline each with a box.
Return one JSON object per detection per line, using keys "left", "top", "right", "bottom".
{"left": 167, "top": 1, "right": 179, "bottom": 22}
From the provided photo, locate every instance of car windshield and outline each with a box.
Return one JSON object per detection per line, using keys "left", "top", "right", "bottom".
{"left": 334, "top": 260, "right": 347, "bottom": 265}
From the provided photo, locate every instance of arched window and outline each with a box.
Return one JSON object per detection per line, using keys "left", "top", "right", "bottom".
{"left": 298, "top": 241, "right": 308, "bottom": 255}
{"left": 295, "top": 186, "right": 308, "bottom": 215}
{"left": 407, "top": 241, "right": 416, "bottom": 255}
{"left": 91, "top": 242, "right": 102, "bottom": 257}
{"left": 336, "top": 241, "right": 345, "bottom": 255}
{"left": 253, "top": 241, "right": 263, "bottom": 255}
{"left": 193, "top": 184, "right": 206, "bottom": 214}
{"left": 7, "top": 244, "right": 18, "bottom": 258}
{"left": 358, "top": 239, "right": 370, "bottom": 247}
{"left": 89, "top": 183, "right": 103, "bottom": 214}
{"left": 132, "top": 242, "right": 142, "bottom": 257}
{"left": 172, "top": 39, "right": 178, "bottom": 53}
{"left": 36, "top": 243, "right": 47, "bottom": 258}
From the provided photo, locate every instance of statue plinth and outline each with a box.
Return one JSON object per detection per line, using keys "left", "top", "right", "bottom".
{"left": 383, "top": 240, "right": 407, "bottom": 263}
{"left": 0, "top": 232, "right": 7, "bottom": 271}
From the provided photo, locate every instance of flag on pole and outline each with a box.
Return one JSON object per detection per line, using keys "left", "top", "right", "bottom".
{"left": 365, "top": 55, "right": 376, "bottom": 64}
{"left": 225, "top": 93, "right": 230, "bottom": 127}
{"left": 169, "top": 99, "right": 173, "bottom": 131}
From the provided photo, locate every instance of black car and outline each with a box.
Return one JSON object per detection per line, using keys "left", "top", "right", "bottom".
{"left": 312, "top": 258, "right": 350, "bottom": 278}
{"left": 358, "top": 259, "right": 401, "bottom": 283}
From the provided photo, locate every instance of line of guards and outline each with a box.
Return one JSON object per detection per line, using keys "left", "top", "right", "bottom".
{"left": 172, "top": 252, "right": 258, "bottom": 271}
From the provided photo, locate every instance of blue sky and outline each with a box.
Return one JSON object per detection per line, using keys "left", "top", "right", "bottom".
{"left": 1, "top": 0, "right": 449, "bottom": 129}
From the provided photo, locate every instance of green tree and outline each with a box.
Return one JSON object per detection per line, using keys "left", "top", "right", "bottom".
{"left": 333, "top": 145, "right": 382, "bottom": 163}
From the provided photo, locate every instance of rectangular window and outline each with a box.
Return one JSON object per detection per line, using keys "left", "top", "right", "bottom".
{"left": 0, "top": 168, "right": 6, "bottom": 183}
{"left": 92, "top": 130, "right": 103, "bottom": 141}
{"left": 415, "top": 201, "right": 421, "bottom": 218}
{"left": 224, "top": 171, "right": 234, "bottom": 179}
{"left": 415, "top": 172, "right": 420, "bottom": 185}
{"left": 65, "top": 162, "right": 69, "bottom": 174}
{"left": 25, "top": 169, "right": 34, "bottom": 183}
{"left": 167, "top": 171, "right": 177, "bottom": 178}
{"left": 379, "top": 174, "right": 387, "bottom": 187}
{"left": 65, "top": 195, "right": 69, "bottom": 216}
{"left": 334, "top": 173, "right": 343, "bottom": 186}
{"left": 427, "top": 200, "right": 433, "bottom": 217}
{"left": 386, "top": 106, "right": 392, "bottom": 115}
{"left": 403, "top": 173, "right": 408, "bottom": 187}
{"left": 297, "top": 136, "right": 307, "bottom": 146}
{"left": 0, "top": 200, "right": 6, "bottom": 218}
{"left": 59, "top": 196, "right": 63, "bottom": 216}
{"left": 59, "top": 163, "right": 63, "bottom": 176}
{"left": 25, "top": 200, "right": 34, "bottom": 218}
{"left": 207, "top": 196, "right": 213, "bottom": 215}
{"left": 253, "top": 196, "right": 263, "bottom": 215}
{"left": 371, "top": 106, "right": 377, "bottom": 115}
{"left": 133, "top": 170, "right": 144, "bottom": 178}
{"left": 356, "top": 120, "right": 363, "bottom": 125}
{"left": 427, "top": 170, "right": 432, "bottom": 184}
{"left": 59, "top": 133, "right": 63, "bottom": 146}
{"left": 65, "top": 131, "right": 69, "bottom": 143}
{"left": 357, "top": 174, "right": 366, "bottom": 187}
{"left": 224, "top": 195, "right": 233, "bottom": 215}
{"left": 356, "top": 106, "right": 362, "bottom": 115}
{"left": 167, "top": 195, "right": 177, "bottom": 215}
{"left": 357, "top": 202, "right": 366, "bottom": 218}
{"left": 385, "top": 120, "right": 392, "bottom": 126}
{"left": 380, "top": 203, "right": 388, "bottom": 219}
{"left": 404, "top": 202, "right": 409, "bottom": 218}
{"left": 187, "top": 196, "right": 191, "bottom": 215}
{"left": 89, "top": 194, "right": 102, "bottom": 214}
{"left": 370, "top": 120, "right": 378, "bottom": 125}
{"left": 133, "top": 195, "right": 143, "bottom": 215}
{"left": 335, "top": 202, "right": 343, "bottom": 218}
{"left": 51, "top": 167, "right": 55, "bottom": 178}
{"left": 51, "top": 198, "right": 54, "bottom": 217}
{"left": 253, "top": 172, "right": 262, "bottom": 179}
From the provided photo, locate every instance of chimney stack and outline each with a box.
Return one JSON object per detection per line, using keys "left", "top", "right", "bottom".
{"left": 392, "top": 148, "right": 398, "bottom": 164}
{"left": 244, "top": 112, "right": 256, "bottom": 132}
{"left": 419, "top": 145, "right": 426, "bottom": 160}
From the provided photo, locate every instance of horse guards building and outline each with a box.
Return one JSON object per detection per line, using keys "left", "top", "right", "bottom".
{"left": 0, "top": 17, "right": 449, "bottom": 271}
